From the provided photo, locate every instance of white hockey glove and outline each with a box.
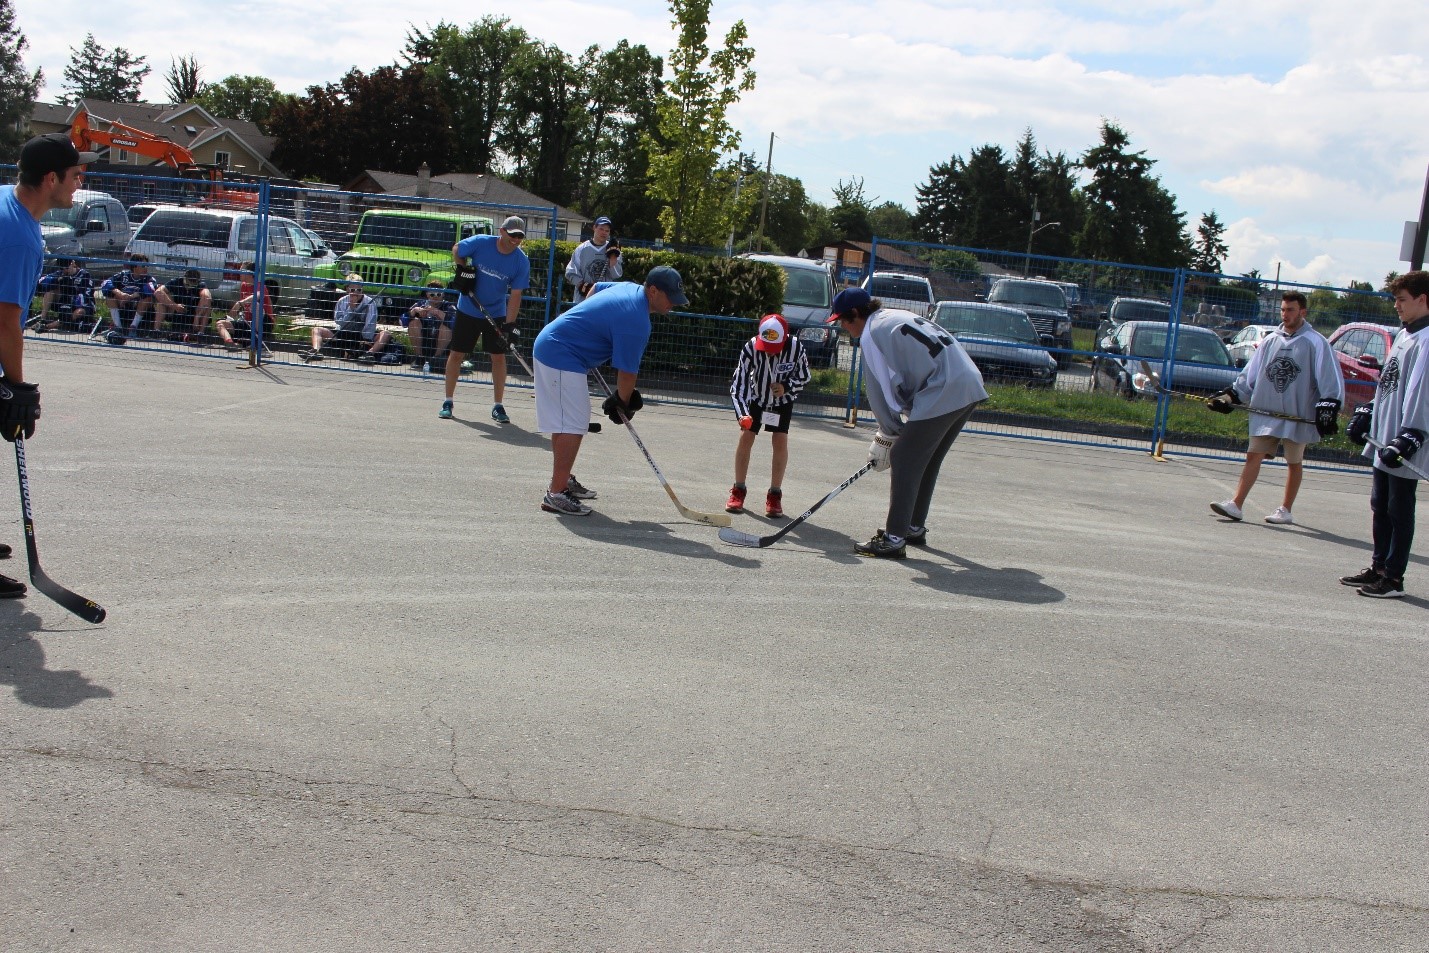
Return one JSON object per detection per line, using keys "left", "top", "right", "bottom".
{"left": 868, "top": 431, "right": 894, "bottom": 472}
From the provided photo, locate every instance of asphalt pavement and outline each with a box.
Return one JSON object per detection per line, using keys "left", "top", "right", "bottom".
{"left": 2, "top": 341, "right": 1426, "bottom": 952}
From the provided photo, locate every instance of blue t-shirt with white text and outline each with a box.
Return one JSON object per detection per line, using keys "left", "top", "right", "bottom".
{"left": 454, "top": 234, "right": 530, "bottom": 319}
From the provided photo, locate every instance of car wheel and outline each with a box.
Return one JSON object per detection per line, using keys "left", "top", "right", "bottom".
{"left": 1118, "top": 375, "right": 1136, "bottom": 400}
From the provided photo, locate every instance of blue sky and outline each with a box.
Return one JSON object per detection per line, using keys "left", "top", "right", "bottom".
{"left": 15, "top": 0, "right": 1429, "bottom": 287}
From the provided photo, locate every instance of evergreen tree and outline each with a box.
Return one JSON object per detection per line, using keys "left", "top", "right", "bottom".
{"left": 0, "top": 0, "right": 42, "bottom": 157}
{"left": 165, "top": 55, "right": 202, "bottom": 103}
{"left": 829, "top": 177, "right": 872, "bottom": 242}
{"left": 644, "top": 0, "right": 756, "bottom": 246}
{"left": 1077, "top": 120, "right": 1190, "bottom": 268}
{"left": 1191, "top": 210, "right": 1229, "bottom": 274}
{"left": 61, "top": 34, "right": 150, "bottom": 104}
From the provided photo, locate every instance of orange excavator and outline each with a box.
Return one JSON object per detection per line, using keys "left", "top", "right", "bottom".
{"left": 69, "top": 111, "right": 258, "bottom": 208}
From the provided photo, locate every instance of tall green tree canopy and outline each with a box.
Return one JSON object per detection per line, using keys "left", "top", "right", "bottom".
{"left": 0, "top": 0, "right": 41, "bottom": 157}
{"left": 269, "top": 64, "right": 452, "bottom": 183}
{"left": 644, "top": 0, "right": 756, "bottom": 246}
{"left": 195, "top": 75, "right": 288, "bottom": 130}
{"left": 165, "top": 55, "right": 201, "bottom": 103}
{"left": 61, "top": 34, "right": 150, "bottom": 104}
{"left": 1077, "top": 120, "right": 1190, "bottom": 268}
{"left": 1191, "top": 210, "right": 1229, "bottom": 274}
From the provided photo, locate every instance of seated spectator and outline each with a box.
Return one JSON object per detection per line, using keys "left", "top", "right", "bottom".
{"left": 156, "top": 269, "right": 213, "bottom": 343}
{"left": 402, "top": 279, "right": 456, "bottom": 369}
{"left": 301, "top": 274, "right": 391, "bottom": 364}
{"left": 32, "top": 258, "right": 94, "bottom": 333}
{"left": 214, "top": 261, "right": 273, "bottom": 351}
{"left": 100, "top": 253, "right": 159, "bottom": 338}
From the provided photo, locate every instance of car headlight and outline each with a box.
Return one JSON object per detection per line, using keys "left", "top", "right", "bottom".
{"left": 1130, "top": 369, "right": 1158, "bottom": 393}
{"left": 1056, "top": 319, "right": 1071, "bottom": 334}
{"left": 798, "top": 327, "right": 830, "bottom": 344}
{"left": 407, "top": 267, "right": 423, "bottom": 284}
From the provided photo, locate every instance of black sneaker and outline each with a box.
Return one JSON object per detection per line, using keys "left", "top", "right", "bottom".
{"left": 855, "top": 530, "right": 906, "bottom": 559}
{"left": 1358, "top": 575, "right": 1405, "bottom": 599}
{"left": 905, "top": 526, "right": 927, "bottom": 546}
{"left": 0, "top": 573, "right": 27, "bottom": 598}
{"left": 0, "top": 541, "right": 11, "bottom": 559}
{"left": 1339, "top": 567, "right": 1382, "bottom": 587}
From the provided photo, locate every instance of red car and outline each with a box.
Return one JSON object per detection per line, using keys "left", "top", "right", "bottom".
{"left": 1328, "top": 322, "right": 1396, "bottom": 407}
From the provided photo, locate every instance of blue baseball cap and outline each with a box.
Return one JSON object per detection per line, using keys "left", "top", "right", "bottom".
{"left": 594, "top": 216, "right": 613, "bottom": 227}
{"left": 644, "top": 265, "right": 688, "bottom": 307}
{"left": 827, "top": 287, "right": 872, "bottom": 323}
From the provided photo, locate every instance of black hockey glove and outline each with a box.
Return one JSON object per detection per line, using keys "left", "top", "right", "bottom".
{"left": 0, "top": 377, "right": 41, "bottom": 441}
{"left": 601, "top": 388, "right": 643, "bottom": 424}
{"left": 605, "top": 243, "right": 620, "bottom": 260}
{"left": 1378, "top": 428, "right": 1425, "bottom": 469}
{"left": 1205, "top": 387, "right": 1239, "bottom": 414}
{"left": 1345, "top": 403, "right": 1373, "bottom": 445}
{"left": 502, "top": 322, "right": 519, "bottom": 339}
{"left": 451, "top": 265, "right": 476, "bottom": 295}
{"left": 1314, "top": 398, "right": 1342, "bottom": 438}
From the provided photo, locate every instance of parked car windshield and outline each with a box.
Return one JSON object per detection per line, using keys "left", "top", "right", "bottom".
{"left": 358, "top": 215, "right": 458, "bottom": 250}
{"left": 935, "top": 304, "right": 1040, "bottom": 345}
{"left": 990, "top": 282, "right": 1065, "bottom": 309}
{"left": 1130, "top": 328, "right": 1233, "bottom": 365}
{"left": 781, "top": 267, "right": 831, "bottom": 309}
{"left": 1112, "top": 300, "right": 1171, "bottom": 322}
{"left": 868, "top": 276, "right": 931, "bottom": 301}
{"left": 133, "top": 211, "right": 234, "bottom": 247}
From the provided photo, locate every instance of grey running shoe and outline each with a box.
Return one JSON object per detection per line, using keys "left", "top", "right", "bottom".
{"left": 1357, "top": 575, "right": 1405, "bottom": 599}
{"left": 541, "top": 490, "right": 591, "bottom": 516}
{"left": 565, "top": 475, "right": 597, "bottom": 500}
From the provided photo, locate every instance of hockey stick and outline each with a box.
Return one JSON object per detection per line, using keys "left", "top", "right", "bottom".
{"left": 592, "top": 370, "right": 731, "bottom": 527}
{"left": 1138, "top": 361, "right": 1319, "bottom": 425}
{"left": 465, "top": 293, "right": 535, "bottom": 378}
{"left": 1363, "top": 436, "right": 1429, "bottom": 481}
{"left": 719, "top": 462, "right": 876, "bottom": 548}
{"left": 12, "top": 436, "right": 106, "bottom": 623}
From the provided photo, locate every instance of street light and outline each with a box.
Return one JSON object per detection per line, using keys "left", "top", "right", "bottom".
{"left": 1024, "top": 213, "right": 1060, "bottom": 277}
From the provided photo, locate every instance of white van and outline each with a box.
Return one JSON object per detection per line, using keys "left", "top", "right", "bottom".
{"left": 740, "top": 253, "right": 840, "bottom": 367}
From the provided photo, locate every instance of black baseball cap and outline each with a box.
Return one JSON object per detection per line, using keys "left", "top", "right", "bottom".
{"left": 18, "top": 133, "right": 98, "bottom": 179}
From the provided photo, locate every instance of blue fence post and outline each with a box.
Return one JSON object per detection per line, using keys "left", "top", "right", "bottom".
{"left": 544, "top": 204, "right": 558, "bottom": 326}
{"left": 843, "top": 342, "right": 863, "bottom": 426}
{"left": 249, "top": 179, "right": 271, "bottom": 365}
{"left": 1150, "top": 268, "right": 1188, "bottom": 456}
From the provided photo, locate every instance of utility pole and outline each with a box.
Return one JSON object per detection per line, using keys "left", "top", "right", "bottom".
{"left": 755, "top": 132, "right": 774, "bottom": 251}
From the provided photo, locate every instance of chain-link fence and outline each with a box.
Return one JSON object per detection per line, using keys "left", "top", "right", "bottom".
{"left": 6, "top": 164, "right": 1396, "bottom": 473}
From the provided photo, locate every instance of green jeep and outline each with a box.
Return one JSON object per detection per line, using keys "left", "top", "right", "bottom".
{"left": 310, "top": 208, "right": 494, "bottom": 320}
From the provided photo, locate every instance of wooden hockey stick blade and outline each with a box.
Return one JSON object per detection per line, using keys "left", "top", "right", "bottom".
{"left": 665, "top": 485, "right": 732, "bottom": 527}
{"left": 719, "top": 462, "right": 875, "bottom": 548}
{"left": 1363, "top": 437, "right": 1429, "bottom": 481}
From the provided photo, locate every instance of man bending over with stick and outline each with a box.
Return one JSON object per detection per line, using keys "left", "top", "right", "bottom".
{"left": 1205, "top": 290, "right": 1342, "bottom": 525}
{"left": 531, "top": 267, "right": 687, "bottom": 516}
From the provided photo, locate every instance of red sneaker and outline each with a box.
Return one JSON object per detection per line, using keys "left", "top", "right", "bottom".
{"left": 765, "top": 489, "right": 784, "bottom": 518}
{"left": 725, "top": 485, "right": 747, "bottom": 513}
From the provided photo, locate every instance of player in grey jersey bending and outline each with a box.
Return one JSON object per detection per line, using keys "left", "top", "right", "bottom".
{"left": 827, "top": 288, "right": 987, "bottom": 559}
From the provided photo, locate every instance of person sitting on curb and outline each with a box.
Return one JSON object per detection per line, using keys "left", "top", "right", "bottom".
{"left": 99, "top": 253, "right": 159, "bottom": 339}
{"left": 214, "top": 261, "right": 272, "bottom": 351}
{"left": 301, "top": 274, "right": 391, "bottom": 364}
{"left": 32, "top": 258, "right": 93, "bottom": 333}
{"left": 156, "top": 269, "right": 213, "bottom": 344}
{"left": 402, "top": 279, "right": 455, "bottom": 370}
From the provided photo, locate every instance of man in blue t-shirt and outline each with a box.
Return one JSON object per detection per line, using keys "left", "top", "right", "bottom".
{"left": 530, "top": 265, "right": 689, "bottom": 515}
{"left": 0, "top": 133, "right": 97, "bottom": 598}
{"left": 441, "top": 215, "right": 531, "bottom": 423}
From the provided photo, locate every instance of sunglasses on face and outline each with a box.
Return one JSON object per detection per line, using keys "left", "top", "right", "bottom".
{"left": 346, "top": 286, "right": 363, "bottom": 292}
{"left": 425, "top": 291, "right": 444, "bottom": 297}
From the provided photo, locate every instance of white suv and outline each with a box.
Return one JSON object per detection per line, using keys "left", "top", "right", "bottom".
{"left": 862, "top": 271, "right": 935, "bottom": 318}
{"left": 125, "top": 206, "right": 337, "bottom": 311}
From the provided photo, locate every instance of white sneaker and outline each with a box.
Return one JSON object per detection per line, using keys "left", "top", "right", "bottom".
{"left": 1264, "top": 506, "right": 1294, "bottom": 525}
{"left": 1210, "top": 499, "right": 1243, "bottom": 521}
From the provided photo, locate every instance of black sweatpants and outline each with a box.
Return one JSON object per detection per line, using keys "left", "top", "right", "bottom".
{"left": 885, "top": 402, "right": 978, "bottom": 540}
{"left": 1370, "top": 467, "right": 1418, "bottom": 581}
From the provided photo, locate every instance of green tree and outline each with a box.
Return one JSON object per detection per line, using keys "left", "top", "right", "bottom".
{"left": 195, "top": 75, "right": 288, "bottom": 130}
{"left": 568, "top": 40, "right": 664, "bottom": 229}
{"left": 269, "top": 65, "right": 452, "bottom": 184}
{"left": 915, "top": 144, "right": 1022, "bottom": 251}
{"left": 1077, "top": 120, "right": 1190, "bottom": 268}
{"left": 829, "top": 177, "right": 874, "bottom": 242}
{"left": 645, "top": 0, "right": 756, "bottom": 245}
{"left": 869, "top": 201, "right": 915, "bottom": 241}
{"left": 497, "top": 40, "right": 581, "bottom": 203}
{"left": 0, "top": 0, "right": 42, "bottom": 157}
{"left": 405, "top": 17, "right": 528, "bottom": 174}
{"left": 61, "top": 34, "right": 150, "bottom": 104}
{"left": 164, "top": 55, "right": 201, "bottom": 103}
{"left": 1191, "top": 210, "right": 1229, "bottom": 274}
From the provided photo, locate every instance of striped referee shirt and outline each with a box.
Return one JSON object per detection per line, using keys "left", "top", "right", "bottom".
{"left": 730, "top": 335, "right": 812, "bottom": 418}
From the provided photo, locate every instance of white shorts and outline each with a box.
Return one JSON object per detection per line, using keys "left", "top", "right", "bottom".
{"left": 534, "top": 359, "right": 593, "bottom": 435}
